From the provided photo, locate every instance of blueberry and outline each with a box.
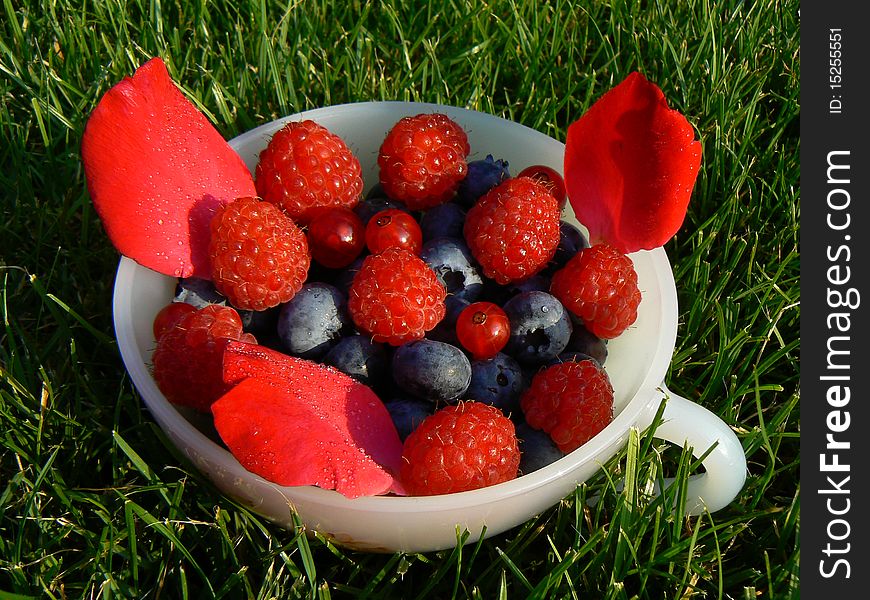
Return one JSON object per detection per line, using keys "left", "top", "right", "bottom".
{"left": 456, "top": 155, "right": 510, "bottom": 207}
{"left": 420, "top": 237, "right": 484, "bottom": 303}
{"left": 564, "top": 319, "right": 608, "bottom": 365}
{"left": 516, "top": 422, "right": 565, "bottom": 474}
{"left": 466, "top": 353, "right": 525, "bottom": 414}
{"left": 483, "top": 273, "right": 551, "bottom": 306}
{"left": 426, "top": 296, "right": 470, "bottom": 346}
{"left": 323, "top": 334, "right": 391, "bottom": 388}
{"left": 546, "top": 221, "right": 591, "bottom": 274}
{"left": 520, "top": 363, "right": 546, "bottom": 392}
{"left": 174, "top": 277, "right": 226, "bottom": 308}
{"left": 511, "top": 274, "right": 551, "bottom": 293}
{"left": 276, "top": 282, "right": 351, "bottom": 359}
{"left": 305, "top": 260, "right": 347, "bottom": 290}
{"left": 503, "top": 291, "right": 573, "bottom": 364}
{"left": 355, "top": 193, "right": 408, "bottom": 225}
{"left": 384, "top": 396, "right": 433, "bottom": 441}
{"left": 239, "top": 305, "right": 280, "bottom": 339}
{"left": 331, "top": 255, "right": 366, "bottom": 297}
{"left": 420, "top": 202, "right": 466, "bottom": 242}
{"left": 392, "top": 339, "right": 472, "bottom": 402}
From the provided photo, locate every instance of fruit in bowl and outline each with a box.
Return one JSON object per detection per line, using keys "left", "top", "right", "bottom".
{"left": 89, "top": 58, "right": 745, "bottom": 552}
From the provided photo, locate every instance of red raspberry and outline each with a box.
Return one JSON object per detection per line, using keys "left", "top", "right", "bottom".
{"left": 463, "top": 177, "right": 561, "bottom": 284}
{"left": 378, "top": 113, "right": 470, "bottom": 210}
{"left": 520, "top": 359, "right": 614, "bottom": 453}
{"left": 152, "top": 301, "right": 196, "bottom": 340}
{"left": 401, "top": 402, "right": 520, "bottom": 496}
{"left": 208, "top": 197, "right": 310, "bottom": 311}
{"left": 549, "top": 242, "right": 641, "bottom": 339}
{"left": 347, "top": 248, "right": 446, "bottom": 346}
{"left": 152, "top": 304, "right": 256, "bottom": 412}
{"left": 255, "top": 120, "right": 363, "bottom": 223}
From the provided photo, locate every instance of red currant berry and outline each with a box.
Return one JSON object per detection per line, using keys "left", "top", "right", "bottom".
{"left": 306, "top": 206, "right": 366, "bottom": 269}
{"left": 456, "top": 302, "right": 510, "bottom": 360}
{"left": 365, "top": 208, "right": 423, "bottom": 255}
{"left": 153, "top": 302, "right": 197, "bottom": 340}
{"left": 518, "top": 165, "right": 567, "bottom": 209}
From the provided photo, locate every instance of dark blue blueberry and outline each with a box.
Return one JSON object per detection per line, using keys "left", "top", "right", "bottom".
{"left": 503, "top": 291, "right": 573, "bottom": 365}
{"left": 276, "top": 282, "right": 351, "bottom": 359}
{"left": 466, "top": 353, "right": 526, "bottom": 414}
{"left": 239, "top": 306, "right": 281, "bottom": 339}
{"left": 427, "top": 296, "right": 470, "bottom": 346}
{"left": 420, "top": 237, "right": 484, "bottom": 303}
{"left": 516, "top": 423, "right": 565, "bottom": 474}
{"left": 564, "top": 318, "right": 608, "bottom": 366}
{"left": 305, "top": 259, "right": 348, "bottom": 290}
{"left": 520, "top": 364, "right": 545, "bottom": 393}
{"left": 331, "top": 255, "right": 366, "bottom": 297}
{"left": 513, "top": 274, "right": 551, "bottom": 293}
{"left": 482, "top": 273, "right": 551, "bottom": 306}
{"left": 545, "top": 221, "right": 591, "bottom": 274}
{"left": 323, "top": 335, "right": 391, "bottom": 388}
{"left": 392, "top": 339, "right": 472, "bottom": 402}
{"left": 456, "top": 155, "right": 510, "bottom": 207}
{"left": 355, "top": 193, "right": 408, "bottom": 225}
{"left": 174, "top": 277, "right": 227, "bottom": 308}
{"left": 384, "top": 396, "right": 434, "bottom": 441}
{"left": 420, "top": 202, "right": 467, "bottom": 242}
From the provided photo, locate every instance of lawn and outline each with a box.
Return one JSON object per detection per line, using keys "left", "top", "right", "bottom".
{"left": 1, "top": 0, "right": 800, "bottom": 598}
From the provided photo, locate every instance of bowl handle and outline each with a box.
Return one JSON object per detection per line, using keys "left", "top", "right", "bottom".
{"left": 641, "top": 385, "right": 747, "bottom": 514}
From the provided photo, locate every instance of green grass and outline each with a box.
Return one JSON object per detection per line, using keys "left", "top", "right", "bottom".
{"left": 1, "top": 0, "right": 799, "bottom": 597}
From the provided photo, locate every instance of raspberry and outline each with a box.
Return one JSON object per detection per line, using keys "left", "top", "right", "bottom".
{"left": 152, "top": 301, "right": 196, "bottom": 340}
{"left": 255, "top": 120, "right": 363, "bottom": 223}
{"left": 400, "top": 402, "right": 520, "bottom": 496}
{"left": 549, "top": 242, "right": 641, "bottom": 339}
{"left": 208, "top": 197, "right": 310, "bottom": 311}
{"left": 347, "top": 248, "right": 446, "bottom": 346}
{"left": 152, "top": 304, "right": 256, "bottom": 412}
{"left": 378, "top": 113, "right": 470, "bottom": 210}
{"left": 520, "top": 359, "right": 614, "bottom": 453}
{"left": 463, "top": 177, "right": 561, "bottom": 284}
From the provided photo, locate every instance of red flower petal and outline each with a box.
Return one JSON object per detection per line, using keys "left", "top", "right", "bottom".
{"left": 81, "top": 57, "right": 256, "bottom": 278}
{"left": 212, "top": 378, "right": 397, "bottom": 498}
{"left": 216, "top": 341, "right": 405, "bottom": 497}
{"left": 564, "top": 72, "right": 702, "bottom": 253}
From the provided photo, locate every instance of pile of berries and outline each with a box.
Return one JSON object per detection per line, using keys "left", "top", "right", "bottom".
{"left": 152, "top": 113, "right": 642, "bottom": 496}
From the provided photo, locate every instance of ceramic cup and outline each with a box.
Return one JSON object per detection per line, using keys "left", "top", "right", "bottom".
{"left": 112, "top": 102, "right": 747, "bottom": 553}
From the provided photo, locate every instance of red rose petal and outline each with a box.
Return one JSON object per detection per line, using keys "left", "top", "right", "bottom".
{"left": 81, "top": 57, "right": 256, "bottom": 278}
{"left": 218, "top": 340, "right": 405, "bottom": 497}
{"left": 212, "top": 378, "right": 397, "bottom": 498}
{"left": 564, "top": 72, "right": 702, "bottom": 253}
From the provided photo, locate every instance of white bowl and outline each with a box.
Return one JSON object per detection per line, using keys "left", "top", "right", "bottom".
{"left": 113, "top": 101, "right": 746, "bottom": 553}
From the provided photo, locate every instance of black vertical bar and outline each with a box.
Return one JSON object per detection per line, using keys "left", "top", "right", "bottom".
{"left": 801, "top": 1, "right": 869, "bottom": 594}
